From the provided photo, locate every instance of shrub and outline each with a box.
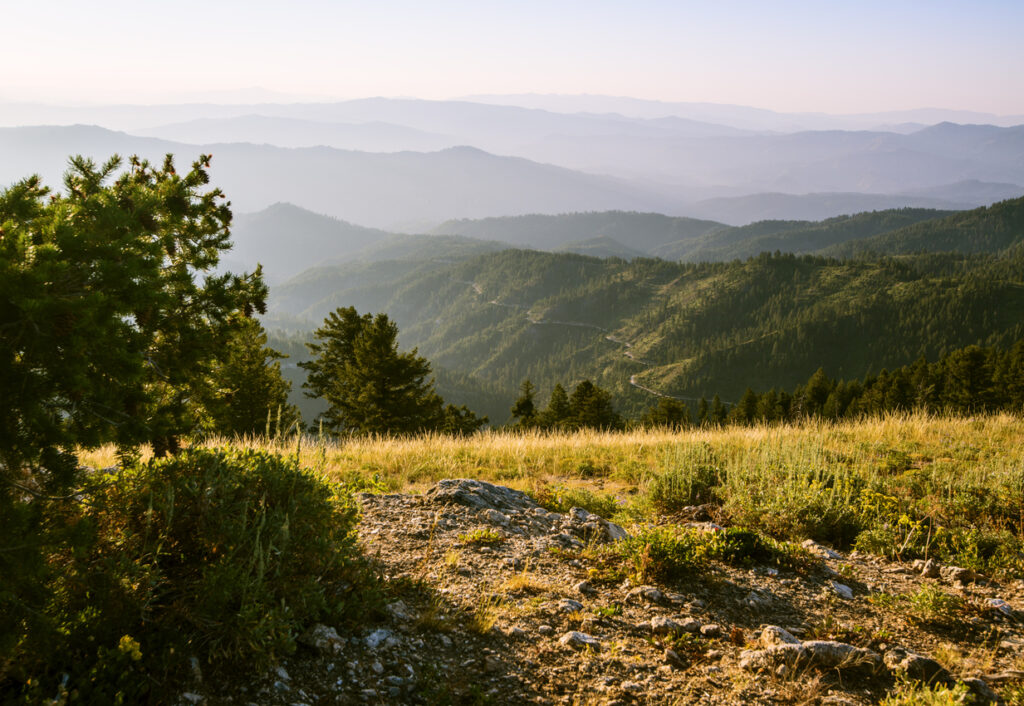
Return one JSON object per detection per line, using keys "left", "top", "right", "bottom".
{"left": 4, "top": 448, "right": 373, "bottom": 702}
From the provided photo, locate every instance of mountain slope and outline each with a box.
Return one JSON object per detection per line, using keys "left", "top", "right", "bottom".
{"left": 827, "top": 196, "right": 1024, "bottom": 257}
{"left": 431, "top": 211, "right": 725, "bottom": 252}
{"left": 657, "top": 208, "right": 956, "bottom": 262}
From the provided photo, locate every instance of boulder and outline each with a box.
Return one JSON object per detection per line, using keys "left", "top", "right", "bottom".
{"left": 426, "top": 479, "right": 540, "bottom": 513}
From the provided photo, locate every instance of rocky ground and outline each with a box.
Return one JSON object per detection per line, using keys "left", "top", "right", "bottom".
{"left": 183, "top": 479, "right": 1024, "bottom": 705}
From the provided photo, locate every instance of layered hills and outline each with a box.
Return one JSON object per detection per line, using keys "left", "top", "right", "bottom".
{"left": 265, "top": 198, "right": 1024, "bottom": 422}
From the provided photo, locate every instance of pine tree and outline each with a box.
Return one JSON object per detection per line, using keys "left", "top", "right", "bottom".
{"left": 568, "top": 380, "right": 622, "bottom": 430}
{"left": 301, "top": 307, "right": 445, "bottom": 435}
{"left": 510, "top": 379, "right": 537, "bottom": 427}
{"left": 198, "top": 319, "right": 299, "bottom": 436}
{"left": 641, "top": 398, "right": 691, "bottom": 429}
{"left": 538, "top": 383, "right": 571, "bottom": 429}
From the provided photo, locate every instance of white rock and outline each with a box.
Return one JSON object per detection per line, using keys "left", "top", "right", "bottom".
{"left": 557, "top": 598, "right": 585, "bottom": 613}
{"left": 760, "top": 626, "right": 801, "bottom": 647}
{"left": 365, "top": 628, "right": 393, "bottom": 650}
{"left": 802, "top": 539, "right": 843, "bottom": 560}
{"left": 558, "top": 631, "right": 602, "bottom": 652}
{"left": 830, "top": 581, "right": 854, "bottom": 600}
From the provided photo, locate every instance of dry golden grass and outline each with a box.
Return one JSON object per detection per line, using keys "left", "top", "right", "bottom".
{"left": 79, "top": 411, "right": 1024, "bottom": 497}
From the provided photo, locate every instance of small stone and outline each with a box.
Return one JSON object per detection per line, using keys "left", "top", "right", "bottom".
{"left": 506, "top": 626, "right": 526, "bottom": 638}
{"left": 961, "top": 677, "right": 1000, "bottom": 703}
{"left": 679, "top": 618, "right": 701, "bottom": 634}
{"left": 802, "top": 641, "right": 883, "bottom": 672}
{"left": 387, "top": 600, "right": 413, "bottom": 621}
{"left": 988, "top": 598, "right": 1015, "bottom": 617}
{"left": 360, "top": 689, "right": 377, "bottom": 700}
{"left": 384, "top": 676, "right": 405, "bottom": 687}
{"left": 663, "top": 649, "right": 686, "bottom": 669}
{"left": 479, "top": 508, "right": 509, "bottom": 525}
{"left": 299, "top": 624, "right": 344, "bottom": 654}
{"left": 619, "top": 681, "right": 643, "bottom": 693}
{"left": 651, "top": 616, "right": 681, "bottom": 635}
{"left": 538, "top": 625, "right": 554, "bottom": 636}
{"left": 180, "top": 694, "right": 203, "bottom": 705}
{"left": 557, "top": 598, "right": 585, "bottom": 613}
{"left": 558, "top": 631, "right": 602, "bottom": 652}
{"left": 802, "top": 539, "right": 843, "bottom": 560}
{"left": 760, "top": 626, "right": 801, "bottom": 647}
{"left": 365, "top": 628, "right": 393, "bottom": 650}
{"left": 939, "top": 565, "right": 974, "bottom": 585}
{"left": 625, "top": 586, "right": 665, "bottom": 605}
{"left": 371, "top": 661, "right": 384, "bottom": 675}
{"left": 575, "top": 580, "right": 597, "bottom": 596}
{"left": 273, "top": 681, "right": 290, "bottom": 693}
{"left": 884, "top": 648, "right": 950, "bottom": 684}
{"left": 830, "top": 581, "right": 854, "bottom": 600}
{"left": 700, "top": 624, "right": 722, "bottom": 639}
{"left": 484, "top": 656, "right": 503, "bottom": 673}
{"left": 275, "top": 666, "right": 290, "bottom": 682}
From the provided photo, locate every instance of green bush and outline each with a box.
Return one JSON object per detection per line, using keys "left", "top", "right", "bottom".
{"left": 4, "top": 448, "right": 374, "bottom": 702}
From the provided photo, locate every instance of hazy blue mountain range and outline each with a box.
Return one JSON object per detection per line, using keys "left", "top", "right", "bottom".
{"left": 0, "top": 125, "right": 671, "bottom": 229}
{"left": 2, "top": 98, "right": 1022, "bottom": 228}
{"left": 461, "top": 94, "right": 1024, "bottom": 131}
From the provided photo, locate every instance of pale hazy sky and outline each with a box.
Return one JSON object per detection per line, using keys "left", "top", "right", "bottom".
{"left": 2, "top": 0, "right": 1022, "bottom": 114}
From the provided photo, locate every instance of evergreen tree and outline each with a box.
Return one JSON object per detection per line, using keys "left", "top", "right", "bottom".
{"left": 510, "top": 379, "right": 537, "bottom": 427}
{"left": 197, "top": 319, "right": 299, "bottom": 437}
{"left": 301, "top": 307, "right": 444, "bottom": 435}
{"left": 538, "top": 383, "right": 571, "bottom": 429}
{"left": 567, "top": 380, "right": 622, "bottom": 430}
{"left": 641, "top": 398, "right": 691, "bottom": 429}
{"left": 697, "top": 397, "right": 710, "bottom": 426}
{"left": 0, "top": 153, "right": 266, "bottom": 478}
{"left": 731, "top": 387, "right": 759, "bottom": 424}
{"left": 440, "top": 404, "right": 488, "bottom": 435}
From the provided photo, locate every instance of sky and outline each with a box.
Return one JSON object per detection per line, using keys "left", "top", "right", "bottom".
{"left": 2, "top": 0, "right": 1022, "bottom": 115}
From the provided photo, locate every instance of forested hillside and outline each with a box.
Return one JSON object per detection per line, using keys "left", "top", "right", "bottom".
{"left": 827, "top": 195, "right": 1024, "bottom": 256}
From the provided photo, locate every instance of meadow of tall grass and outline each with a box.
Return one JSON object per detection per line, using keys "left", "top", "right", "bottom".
{"left": 81, "top": 412, "right": 1024, "bottom": 576}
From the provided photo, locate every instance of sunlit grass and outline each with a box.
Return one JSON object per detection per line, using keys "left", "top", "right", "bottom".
{"left": 78, "top": 412, "right": 1024, "bottom": 575}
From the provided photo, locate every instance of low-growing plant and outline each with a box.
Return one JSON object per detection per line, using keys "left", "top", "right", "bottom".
{"left": 880, "top": 679, "right": 972, "bottom": 705}
{"left": 469, "top": 595, "right": 503, "bottom": 635}
{"left": 906, "top": 585, "right": 964, "bottom": 626}
{"left": 593, "top": 604, "right": 622, "bottom": 619}
{"left": 458, "top": 528, "right": 504, "bottom": 544}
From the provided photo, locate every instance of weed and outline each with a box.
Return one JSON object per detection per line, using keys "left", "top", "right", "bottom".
{"left": 442, "top": 550, "right": 461, "bottom": 571}
{"left": 906, "top": 585, "right": 963, "bottom": 626}
{"left": 881, "top": 680, "right": 971, "bottom": 705}
{"left": 469, "top": 595, "right": 503, "bottom": 635}
{"left": 592, "top": 604, "right": 622, "bottom": 619}
{"left": 500, "top": 563, "right": 550, "bottom": 595}
{"left": 458, "top": 528, "right": 503, "bottom": 544}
